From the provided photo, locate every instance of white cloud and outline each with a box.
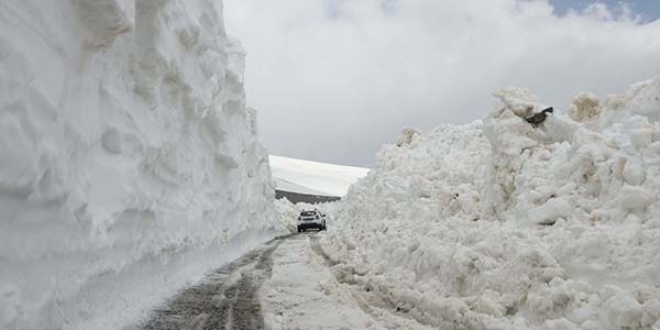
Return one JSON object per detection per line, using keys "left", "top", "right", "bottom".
{"left": 224, "top": 0, "right": 660, "bottom": 166}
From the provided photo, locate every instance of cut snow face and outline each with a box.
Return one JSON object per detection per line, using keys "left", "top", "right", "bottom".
{"left": 322, "top": 77, "right": 660, "bottom": 330}
{"left": 0, "top": 0, "right": 290, "bottom": 329}
{"left": 270, "top": 155, "right": 370, "bottom": 197}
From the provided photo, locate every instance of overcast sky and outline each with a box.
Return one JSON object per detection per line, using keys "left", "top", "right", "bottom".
{"left": 225, "top": 0, "right": 660, "bottom": 167}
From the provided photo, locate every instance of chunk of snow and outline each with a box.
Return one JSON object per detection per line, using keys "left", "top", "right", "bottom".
{"left": 622, "top": 160, "right": 647, "bottom": 186}
{"left": 396, "top": 127, "right": 420, "bottom": 147}
{"left": 619, "top": 185, "right": 654, "bottom": 210}
{"left": 569, "top": 92, "right": 601, "bottom": 123}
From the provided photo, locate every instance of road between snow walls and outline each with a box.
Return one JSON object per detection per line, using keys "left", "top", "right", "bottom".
{"left": 132, "top": 231, "right": 439, "bottom": 330}
{"left": 321, "top": 78, "right": 660, "bottom": 330}
{"left": 0, "top": 1, "right": 293, "bottom": 329}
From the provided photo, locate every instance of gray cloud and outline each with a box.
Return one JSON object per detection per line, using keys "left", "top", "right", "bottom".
{"left": 225, "top": 0, "right": 660, "bottom": 166}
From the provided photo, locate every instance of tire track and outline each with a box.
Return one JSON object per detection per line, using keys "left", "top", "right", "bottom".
{"left": 138, "top": 239, "right": 283, "bottom": 330}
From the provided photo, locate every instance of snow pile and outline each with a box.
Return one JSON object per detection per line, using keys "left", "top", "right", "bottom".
{"left": 270, "top": 155, "right": 370, "bottom": 197}
{"left": 275, "top": 198, "right": 300, "bottom": 233}
{"left": 0, "top": 1, "right": 286, "bottom": 329}
{"left": 323, "top": 77, "right": 660, "bottom": 329}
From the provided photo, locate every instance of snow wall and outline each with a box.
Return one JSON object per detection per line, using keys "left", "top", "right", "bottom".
{"left": 323, "top": 77, "right": 660, "bottom": 329}
{"left": 0, "top": 1, "right": 288, "bottom": 329}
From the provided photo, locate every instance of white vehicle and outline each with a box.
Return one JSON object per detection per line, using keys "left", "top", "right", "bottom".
{"left": 297, "top": 209, "right": 327, "bottom": 232}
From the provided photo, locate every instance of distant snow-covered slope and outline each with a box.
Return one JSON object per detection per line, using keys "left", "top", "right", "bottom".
{"left": 269, "top": 155, "right": 370, "bottom": 197}
{"left": 272, "top": 177, "right": 328, "bottom": 196}
{"left": 0, "top": 1, "right": 287, "bottom": 329}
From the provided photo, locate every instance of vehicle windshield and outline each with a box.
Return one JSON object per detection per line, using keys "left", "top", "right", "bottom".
{"left": 300, "top": 211, "right": 316, "bottom": 216}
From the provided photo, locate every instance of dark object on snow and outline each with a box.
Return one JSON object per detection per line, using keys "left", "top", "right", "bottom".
{"left": 525, "top": 107, "right": 553, "bottom": 127}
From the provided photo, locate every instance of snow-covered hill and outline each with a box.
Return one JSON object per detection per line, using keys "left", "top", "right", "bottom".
{"left": 0, "top": 1, "right": 288, "bottom": 329}
{"left": 323, "top": 78, "right": 660, "bottom": 329}
{"left": 270, "top": 155, "right": 369, "bottom": 197}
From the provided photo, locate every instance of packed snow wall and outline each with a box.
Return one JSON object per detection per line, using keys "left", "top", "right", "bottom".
{"left": 323, "top": 77, "right": 660, "bottom": 329}
{"left": 0, "top": 1, "right": 286, "bottom": 329}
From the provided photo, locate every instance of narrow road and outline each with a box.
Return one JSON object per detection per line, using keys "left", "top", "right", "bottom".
{"left": 135, "top": 233, "right": 431, "bottom": 330}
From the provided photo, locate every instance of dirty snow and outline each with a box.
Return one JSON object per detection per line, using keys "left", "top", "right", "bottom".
{"left": 0, "top": 0, "right": 288, "bottom": 329}
{"left": 323, "top": 77, "right": 660, "bottom": 330}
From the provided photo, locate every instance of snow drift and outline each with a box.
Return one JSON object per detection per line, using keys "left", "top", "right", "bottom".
{"left": 323, "top": 77, "right": 660, "bottom": 329}
{"left": 0, "top": 1, "right": 287, "bottom": 329}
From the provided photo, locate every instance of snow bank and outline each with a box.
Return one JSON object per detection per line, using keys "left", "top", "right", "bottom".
{"left": 0, "top": 1, "right": 287, "bottom": 329}
{"left": 323, "top": 77, "right": 660, "bottom": 329}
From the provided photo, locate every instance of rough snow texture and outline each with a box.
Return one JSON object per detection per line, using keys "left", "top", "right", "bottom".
{"left": 323, "top": 77, "right": 660, "bottom": 330}
{"left": 0, "top": 1, "right": 286, "bottom": 329}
